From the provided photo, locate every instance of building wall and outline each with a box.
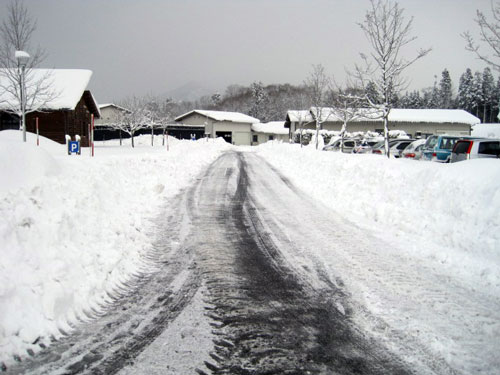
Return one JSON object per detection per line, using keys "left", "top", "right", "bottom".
{"left": 252, "top": 133, "right": 288, "bottom": 145}
{"left": 95, "top": 106, "right": 123, "bottom": 126}
{"left": 23, "top": 96, "right": 94, "bottom": 146}
{"left": 292, "top": 120, "right": 471, "bottom": 138}
{"left": 177, "top": 113, "right": 253, "bottom": 145}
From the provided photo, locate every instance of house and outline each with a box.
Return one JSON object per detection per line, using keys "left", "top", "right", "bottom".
{"left": 251, "top": 121, "right": 289, "bottom": 144}
{"left": 94, "top": 103, "right": 129, "bottom": 127}
{"left": 93, "top": 103, "right": 130, "bottom": 141}
{"left": 0, "top": 69, "right": 100, "bottom": 146}
{"left": 285, "top": 107, "right": 480, "bottom": 139}
{"left": 175, "top": 109, "right": 259, "bottom": 145}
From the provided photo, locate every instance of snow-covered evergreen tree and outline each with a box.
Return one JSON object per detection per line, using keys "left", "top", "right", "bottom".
{"left": 472, "top": 71, "right": 484, "bottom": 118}
{"left": 249, "top": 81, "right": 269, "bottom": 122}
{"left": 439, "top": 69, "right": 453, "bottom": 108}
{"left": 458, "top": 68, "right": 475, "bottom": 113}
{"left": 423, "top": 76, "right": 440, "bottom": 109}
{"left": 365, "top": 81, "right": 380, "bottom": 104}
{"left": 401, "top": 90, "right": 424, "bottom": 108}
{"left": 482, "top": 67, "right": 495, "bottom": 122}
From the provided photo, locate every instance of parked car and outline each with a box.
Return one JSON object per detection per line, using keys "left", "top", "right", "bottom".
{"left": 372, "top": 139, "right": 415, "bottom": 157}
{"left": 450, "top": 138, "right": 500, "bottom": 162}
{"left": 401, "top": 139, "right": 427, "bottom": 160}
{"left": 352, "top": 139, "right": 383, "bottom": 154}
{"left": 421, "top": 135, "right": 461, "bottom": 163}
{"left": 323, "top": 138, "right": 360, "bottom": 153}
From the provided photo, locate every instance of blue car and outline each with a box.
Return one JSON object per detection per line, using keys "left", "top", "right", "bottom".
{"left": 421, "top": 135, "right": 461, "bottom": 163}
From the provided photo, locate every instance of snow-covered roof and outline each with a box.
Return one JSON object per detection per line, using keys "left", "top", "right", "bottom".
{"left": 0, "top": 69, "right": 94, "bottom": 111}
{"left": 175, "top": 109, "right": 260, "bottom": 124}
{"left": 471, "top": 123, "right": 500, "bottom": 138}
{"left": 286, "top": 110, "right": 314, "bottom": 123}
{"left": 308, "top": 107, "right": 480, "bottom": 125}
{"left": 388, "top": 109, "right": 480, "bottom": 125}
{"left": 99, "top": 103, "right": 130, "bottom": 112}
{"left": 252, "top": 121, "right": 288, "bottom": 135}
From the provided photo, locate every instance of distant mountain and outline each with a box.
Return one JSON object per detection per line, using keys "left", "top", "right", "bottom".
{"left": 163, "top": 81, "right": 215, "bottom": 102}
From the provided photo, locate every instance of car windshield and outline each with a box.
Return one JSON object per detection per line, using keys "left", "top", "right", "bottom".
{"left": 425, "top": 136, "right": 438, "bottom": 149}
{"left": 440, "top": 137, "right": 458, "bottom": 150}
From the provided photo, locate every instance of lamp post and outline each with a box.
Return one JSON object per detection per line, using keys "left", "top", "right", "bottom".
{"left": 15, "top": 50, "right": 30, "bottom": 142}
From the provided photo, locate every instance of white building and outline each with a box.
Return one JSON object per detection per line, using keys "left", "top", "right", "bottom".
{"left": 251, "top": 121, "right": 289, "bottom": 144}
{"left": 175, "top": 110, "right": 260, "bottom": 145}
{"left": 285, "top": 108, "right": 481, "bottom": 139}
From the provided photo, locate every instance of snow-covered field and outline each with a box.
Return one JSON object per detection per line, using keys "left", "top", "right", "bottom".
{"left": 0, "top": 130, "right": 231, "bottom": 364}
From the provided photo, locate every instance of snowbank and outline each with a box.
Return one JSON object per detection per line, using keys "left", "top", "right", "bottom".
{"left": 256, "top": 143, "right": 500, "bottom": 293}
{"left": 0, "top": 130, "right": 231, "bottom": 364}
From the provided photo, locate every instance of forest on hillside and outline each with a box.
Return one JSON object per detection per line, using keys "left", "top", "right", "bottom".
{"left": 166, "top": 66, "right": 500, "bottom": 123}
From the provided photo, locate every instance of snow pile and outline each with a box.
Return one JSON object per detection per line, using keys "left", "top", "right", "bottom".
{"left": 251, "top": 121, "right": 288, "bottom": 135}
{"left": 256, "top": 143, "right": 500, "bottom": 292}
{"left": 0, "top": 130, "right": 231, "bottom": 364}
{"left": 471, "top": 123, "right": 500, "bottom": 138}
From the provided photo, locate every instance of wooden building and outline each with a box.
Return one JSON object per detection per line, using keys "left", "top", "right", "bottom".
{"left": 0, "top": 69, "right": 100, "bottom": 147}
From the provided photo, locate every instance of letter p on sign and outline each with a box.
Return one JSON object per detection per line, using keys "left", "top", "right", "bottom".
{"left": 68, "top": 141, "right": 80, "bottom": 155}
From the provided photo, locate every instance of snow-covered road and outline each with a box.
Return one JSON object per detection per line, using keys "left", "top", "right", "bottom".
{"left": 3, "top": 145, "right": 499, "bottom": 374}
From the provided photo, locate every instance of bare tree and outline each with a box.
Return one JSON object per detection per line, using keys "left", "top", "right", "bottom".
{"left": 0, "top": 0, "right": 56, "bottom": 141}
{"left": 114, "top": 96, "right": 151, "bottom": 147}
{"left": 463, "top": 1, "right": 500, "bottom": 72}
{"left": 351, "top": 0, "right": 430, "bottom": 157}
{"left": 329, "top": 85, "right": 368, "bottom": 152}
{"left": 305, "top": 64, "right": 331, "bottom": 150}
{"left": 148, "top": 96, "right": 174, "bottom": 145}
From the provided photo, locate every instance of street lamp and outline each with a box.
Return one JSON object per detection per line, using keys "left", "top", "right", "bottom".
{"left": 15, "top": 50, "right": 30, "bottom": 142}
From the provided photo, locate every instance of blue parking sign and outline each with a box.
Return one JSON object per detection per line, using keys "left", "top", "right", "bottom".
{"left": 68, "top": 141, "right": 80, "bottom": 154}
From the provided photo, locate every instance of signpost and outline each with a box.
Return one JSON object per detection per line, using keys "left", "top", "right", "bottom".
{"left": 68, "top": 141, "right": 80, "bottom": 155}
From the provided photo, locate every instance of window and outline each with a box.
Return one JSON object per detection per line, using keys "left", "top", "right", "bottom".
{"left": 252, "top": 134, "right": 258, "bottom": 143}
{"left": 269, "top": 135, "right": 274, "bottom": 141}
{"left": 396, "top": 142, "right": 410, "bottom": 150}
{"left": 478, "top": 141, "right": 500, "bottom": 155}
{"left": 425, "top": 136, "right": 438, "bottom": 149}
{"left": 440, "top": 138, "right": 457, "bottom": 150}
{"left": 453, "top": 141, "right": 471, "bottom": 154}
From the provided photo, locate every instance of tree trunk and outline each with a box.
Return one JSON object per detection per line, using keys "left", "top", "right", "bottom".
{"left": 131, "top": 133, "right": 135, "bottom": 148}
{"left": 315, "top": 119, "right": 320, "bottom": 150}
{"left": 384, "top": 115, "right": 390, "bottom": 158}
{"left": 340, "top": 121, "right": 347, "bottom": 153}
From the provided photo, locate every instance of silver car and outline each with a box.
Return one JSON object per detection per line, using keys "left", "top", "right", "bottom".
{"left": 323, "top": 139, "right": 360, "bottom": 153}
{"left": 450, "top": 138, "right": 500, "bottom": 162}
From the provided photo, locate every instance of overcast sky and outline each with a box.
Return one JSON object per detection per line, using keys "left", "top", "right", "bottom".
{"left": 3, "top": 0, "right": 495, "bottom": 103}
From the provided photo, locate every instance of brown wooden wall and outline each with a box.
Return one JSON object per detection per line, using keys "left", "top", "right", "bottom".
{"left": 25, "top": 96, "right": 93, "bottom": 147}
